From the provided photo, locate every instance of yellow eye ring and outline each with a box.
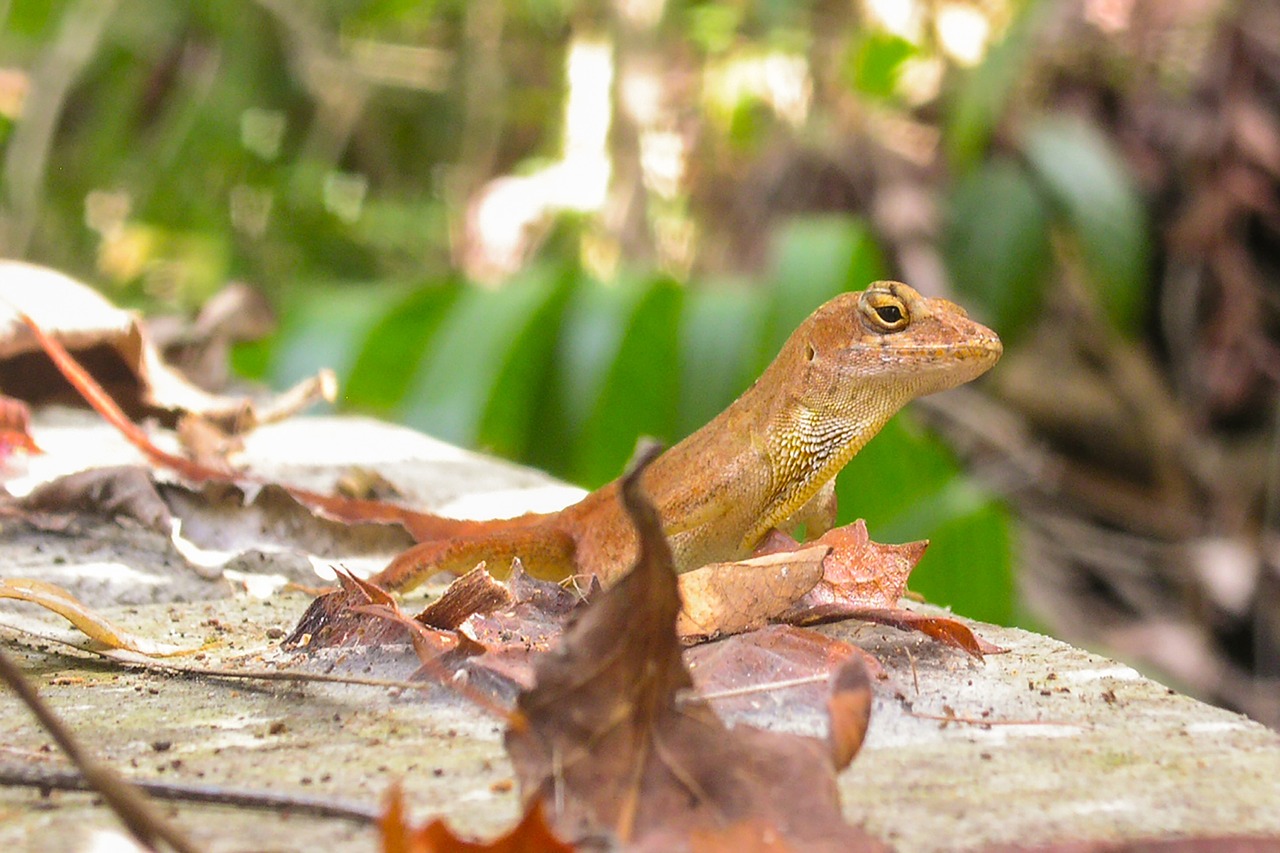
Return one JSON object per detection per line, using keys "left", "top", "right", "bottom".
{"left": 875, "top": 304, "right": 903, "bottom": 325}
{"left": 862, "top": 292, "right": 910, "bottom": 331}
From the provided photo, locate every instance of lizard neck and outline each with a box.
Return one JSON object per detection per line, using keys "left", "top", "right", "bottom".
{"left": 744, "top": 382, "right": 907, "bottom": 547}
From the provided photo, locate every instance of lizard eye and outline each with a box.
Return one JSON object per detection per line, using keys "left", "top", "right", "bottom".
{"left": 875, "top": 304, "right": 903, "bottom": 325}
{"left": 862, "top": 291, "right": 910, "bottom": 332}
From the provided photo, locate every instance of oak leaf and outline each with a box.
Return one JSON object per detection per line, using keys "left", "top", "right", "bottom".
{"left": 778, "top": 521, "right": 1001, "bottom": 658}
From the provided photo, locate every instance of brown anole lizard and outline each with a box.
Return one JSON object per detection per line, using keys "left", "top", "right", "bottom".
{"left": 369, "top": 280, "right": 1001, "bottom": 591}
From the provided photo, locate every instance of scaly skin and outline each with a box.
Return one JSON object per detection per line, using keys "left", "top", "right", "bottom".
{"left": 372, "top": 281, "right": 1002, "bottom": 590}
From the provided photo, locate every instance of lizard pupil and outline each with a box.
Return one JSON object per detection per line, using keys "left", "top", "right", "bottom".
{"left": 875, "top": 305, "right": 903, "bottom": 325}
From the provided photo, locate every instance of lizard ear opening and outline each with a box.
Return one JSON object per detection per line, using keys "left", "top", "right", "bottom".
{"left": 804, "top": 342, "right": 816, "bottom": 361}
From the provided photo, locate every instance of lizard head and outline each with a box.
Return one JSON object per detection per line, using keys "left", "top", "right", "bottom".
{"left": 743, "top": 280, "right": 1003, "bottom": 545}
{"left": 796, "top": 280, "right": 1003, "bottom": 400}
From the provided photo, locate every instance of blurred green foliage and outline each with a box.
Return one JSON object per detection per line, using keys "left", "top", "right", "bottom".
{"left": 2, "top": 0, "right": 1159, "bottom": 628}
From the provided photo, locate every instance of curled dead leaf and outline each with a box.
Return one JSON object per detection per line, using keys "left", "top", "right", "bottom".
{"left": 19, "top": 465, "right": 172, "bottom": 533}
{"left": 675, "top": 545, "right": 828, "bottom": 642}
{"left": 504, "top": 448, "right": 885, "bottom": 851}
{"left": 0, "top": 577, "right": 202, "bottom": 657}
{"left": 0, "top": 262, "right": 332, "bottom": 437}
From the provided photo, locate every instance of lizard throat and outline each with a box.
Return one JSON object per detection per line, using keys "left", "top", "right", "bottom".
{"left": 742, "top": 404, "right": 894, "bottom": 549}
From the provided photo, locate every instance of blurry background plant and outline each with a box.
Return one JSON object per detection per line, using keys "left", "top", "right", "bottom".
{"left": 3, "top": 0, "right": 1278, "bottom": 725}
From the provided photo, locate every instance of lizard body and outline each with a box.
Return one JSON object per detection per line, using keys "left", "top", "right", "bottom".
{"left": 372, "top": 281, "right": 1001, "bottom": 590}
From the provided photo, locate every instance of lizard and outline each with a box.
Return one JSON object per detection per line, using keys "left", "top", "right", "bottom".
{"left": 365, "top": 280, "right": 1002, "bottom": 592}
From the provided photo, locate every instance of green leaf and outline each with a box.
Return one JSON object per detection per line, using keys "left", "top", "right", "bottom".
{"left": 397, "top": 271, "right": 564, "bottom": 448}
{"left": 343, "top": 279, "right": 462, "bottom": 414}
{"left": 835, "top": 416, "right": 960, "bottom": 531}
{"left": 686, "top": 2, "right": 743, "bottom": 54}
{"left": 1022, "top": 116, "right": 1150, "bottom": 335}
{"left": 945, "top": 0, "right": 1046, "bottom": 170}
{"left": 909, "top": 499, "right": 1014, "bottom": 626}
{"left": 552, "top": 277, "right": 648, "bottom": 440}
{"left": 944, "top": 157, "right": 1052, "bottom": 343}
{"left": 728, "top": 98, "right": 772, "bottom": 152}
{"left": 572, "top": 277, "right": 684, "bottom": 487}
{"left": 264, "top": 282, "right": 408, "bottom": 395}
{"left": 475, "top": 269, "right": 574, "bottom": 460}
{"left": 845, "top": 31, "right": 917, "bottom": 100}
{"left": 759, "top": 216, "right": 887, "bottom": 369}
{"left": 677, "top": 284, "right": 768, "bottom": 437}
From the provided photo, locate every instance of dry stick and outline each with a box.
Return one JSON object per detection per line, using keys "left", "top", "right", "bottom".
{"left": 0, "top": 625, "right": 513, "bottom": 715}
{"left": 0, "top": 763, "right": 377, "bottom": 823}
{"left": 906, "top": 710, "right": 1084, "bottom": 728}
{"left": 693, "top": 674, "right": 830, "bottom": 703}
{"left": 904, "top": 646, "right": 920, "bottom": 696}
{"left": 118, "top": 656, "right": 476, "bottom": 695}
{"left": 0, "top": 648, "right": 202, "bottom": 853}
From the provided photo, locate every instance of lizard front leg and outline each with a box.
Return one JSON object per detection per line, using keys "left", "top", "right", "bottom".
{"left": 777, "top": 479, "right": 838, "bottom": 542}
{"left": 371, "top": 523, "right": 578, "bottom": 591}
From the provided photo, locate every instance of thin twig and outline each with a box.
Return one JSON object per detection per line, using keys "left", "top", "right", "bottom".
{"left": 0, "top": 623, "right": 512, "bottom": 709}
{"left": 0, "top": 763, "right": 378, "bottom": 823}
{"left": 0, "top": 648, "right": 202, "bottom": 853}
{"left": 693, "top": 674, "right": 830, "bottom": 703}
{"left": 907, "top": 710, "right": 1085, "bottom": 728}
{"left": 145, "top": 658, "right": 480, "bottom": 696}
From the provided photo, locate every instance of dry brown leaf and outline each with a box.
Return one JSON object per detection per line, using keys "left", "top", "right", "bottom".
{"left": 0, "top": 577, "right": 201, "bottom": 656}
{"left": 284, "top": 561, "right": 578, "bottom": 698}
{"left": 503, "top": 451, "right": 884, "bottom": 852}
{"left": 0, "top": 394, "right": 41, "bottom": 460}
{"left": 827, "top": 660, "right": 873, "bottom": 770}
{"left": 687, "top": 625, "right": 885, "bottom": 715}
{"left": 19, "top": 465, "right": 172, "bottom": 532}
{"left": 675, "top": 545, "right": 828, "bottom": 642}
{"left": 850, "top": 608, "right": 1004, "bottom": 658}
{"left": 0, "top": 262, "right": 332, "bottom": 433}
{"left": 775, "top": 521, "right": 1000, "bottom": 658}
{"left": 792, "top": 520, "right": 925, "bottom": 611}
{"left": 380, "top": 782, "right": 573, "bottom": 853}
{"left": 447, "top": 564, "right": 587, "bottom": 693}
{"left": 285, "top": 570, "right": 461, "bottom": 657}
{"left": 417, "top": 565, "right": 515, "bottom": 630}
